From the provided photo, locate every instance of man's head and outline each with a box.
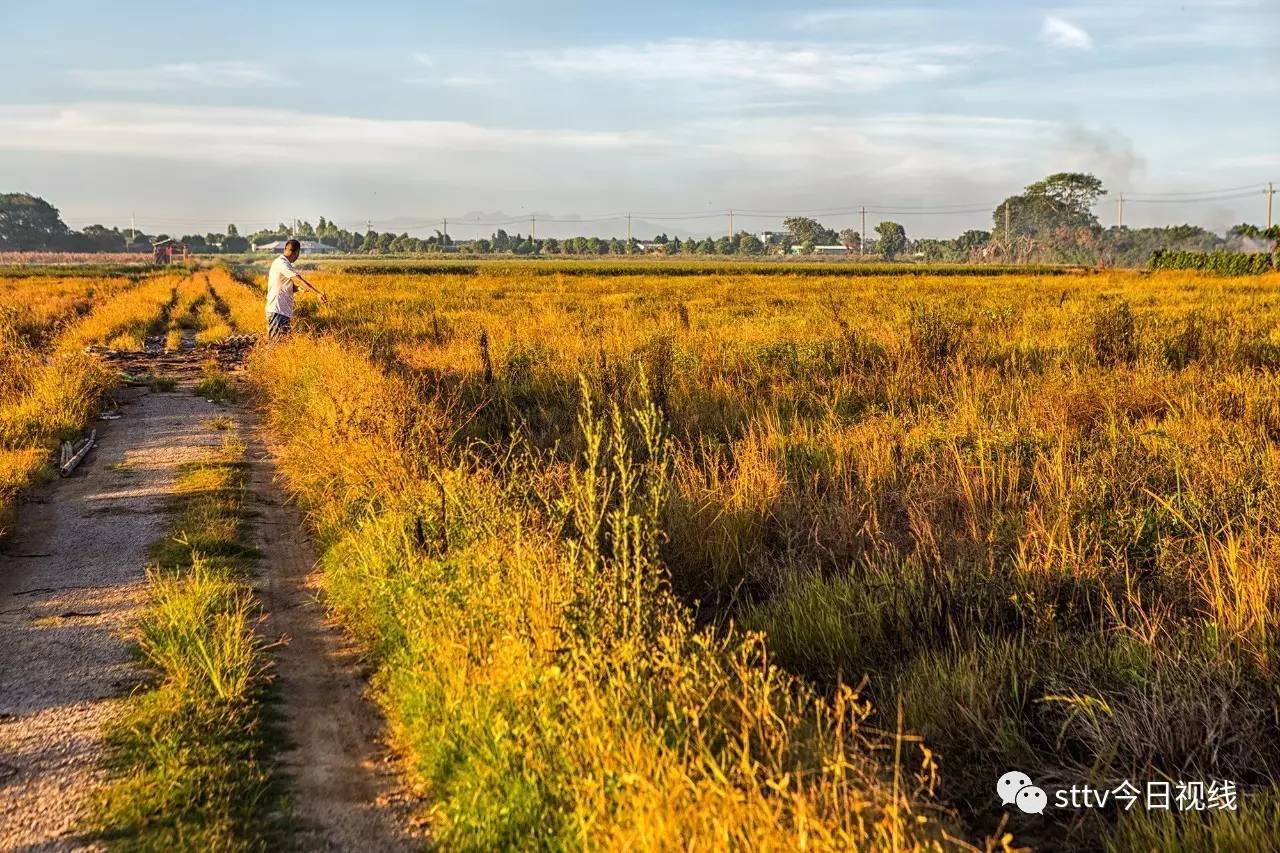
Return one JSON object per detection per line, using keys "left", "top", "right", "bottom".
{"left": 284, "top": 239, "right": 301, "bottom": 262}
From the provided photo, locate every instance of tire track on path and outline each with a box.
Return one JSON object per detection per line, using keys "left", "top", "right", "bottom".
{"left": 247, "top": 424, "right": 426, "bottom": 852}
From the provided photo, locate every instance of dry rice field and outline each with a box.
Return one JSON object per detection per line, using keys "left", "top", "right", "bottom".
{"left": 5, "top": 260, "right": 1280, "bottom": 850}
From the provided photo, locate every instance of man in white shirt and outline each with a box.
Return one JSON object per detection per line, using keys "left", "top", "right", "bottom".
{"left": 266, "top": 239, "right": 328, "bottom": 338}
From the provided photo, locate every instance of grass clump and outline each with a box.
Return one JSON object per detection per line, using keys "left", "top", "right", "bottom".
{"left": 908, "top": 301, "right": 972, "bottom": 368}
{"left": 56, "top": 274, "right": 181, "bottom": 352}
{"left": 1, "top": 311, "right": 116, "bottom": 536}
{"left": 89, "top": 433, "right": 279, "bottom": 850}
{"left": 145, "top": 374, "right": 178, "bottom": 393}
{"left": 1089, "top": 297, "right": 1140, "bottom": 366}
{"left": 251, "top": 336, "right": 956, "bottom": 850}
{"left": 195, "top": 362, "right": 238, "bottom": 404}
{"left": 206, "top": 267, "right": 264, "bottom": 341}
{"left": 1107, "top": 788, "right": 1280, "bottom": 852}
{"left": 206, "top": 415, "right": 236, "bottom": 431}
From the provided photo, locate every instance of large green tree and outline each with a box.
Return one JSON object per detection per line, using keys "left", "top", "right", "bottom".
{"left": 783, "top": 216, "right": 838, "bottom": 246}
{"left": 80, "top": 224, "right": 126, "bottom": 252}
{"left": 994, "top": 172, "right": 1106, "bottom": 238}
{"left": 838, "top": 228, "right": 861, "bottom": 253}
{"left": 0, "top": 193, "right": 71, "bottom": 250}
{"left": 875, "top": 221, "right": 907, "bottom": 260}
{"left": 956, "top": 229, "right": 990, "bottom": 252}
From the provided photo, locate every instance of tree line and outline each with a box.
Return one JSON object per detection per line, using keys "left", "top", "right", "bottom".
{"left": 3, "top": 174, "right": 1276, "bottom": 266}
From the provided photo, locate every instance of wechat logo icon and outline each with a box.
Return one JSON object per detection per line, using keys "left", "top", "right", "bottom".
{"left": 998, "top": 770, "right": 1047, "bottom": 815}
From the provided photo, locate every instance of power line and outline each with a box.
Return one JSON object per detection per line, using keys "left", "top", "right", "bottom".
{"left": 65, "top": 181, "right": 1276, "bottom": 234}
{"left": 1118, "top": 182, "right": 1266, "bottom": 198}
{"left": 864, "top": 206, "right": 997, "bottom": 216}
{"left": 1121, "top": 190, "right": 1264, "bottom": 205}
{"left": 391, "top": 184, "right": 1264, "bottom": 223}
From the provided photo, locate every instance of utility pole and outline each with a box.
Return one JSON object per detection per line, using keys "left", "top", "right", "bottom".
{"left": 728, "top": 208, "right": 734, "bottom": 241}
{"left": 859, "top": 206, "right": 866, "bottom": 258}
{"left": 626, "top": 213, "right": 632, "bottom": 244}
{"left": 1268, "top": 182, "right": 1275, "bottom": 230}
{"left": 442, "top": 217, "right": 448, "bottom": 245}
{"left": 531, "top": 214, "right": 536, "bottom": 242}
{"left": 1004, "top": 204, "right": 1011, "bottom": 246}
{"left": 129, "top": 212, "right": 135, "bottom": 245}
{"left": 1117, "top": 193, "right": 1125, "bottom": 228}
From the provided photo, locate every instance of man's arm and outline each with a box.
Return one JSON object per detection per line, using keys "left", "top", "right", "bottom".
{"left": 291, "top": 272, "right": 328, "bottom": 304}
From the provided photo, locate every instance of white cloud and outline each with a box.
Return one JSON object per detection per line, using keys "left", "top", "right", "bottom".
{"left": 412, "top": 52, "right": 434, "bottom": 66}
{"left": 0, "top": 102, "right": 659, "bottom": 167}
{"left": 1215, "top": 153, "right": 1280, "bottom": 169}
{"left": 525, "top": 38, "right": 978, "bottom": 92}
{"left": 0, "top": 101, "right": 1146, "bottom": 192}
{"left": 947, "top": 60, "right": 1280, "bottom": 103}
{"left": 69, "top": 61, "right": 292, "bottom": 91}
{"left": 24, "top": 101, "right": 1263, "bottom": 236}
{"left": 1041, "top": 16, "right": 1094, "bottom": 50}
{"left": 402, "top": 73, "right": 497, "bottom": 88}
{"left": 679, "top": 113, "right": 1057, "bottom": 182}
{"left": 791, "top": 8, "right": 934, "bottom": 30}
{"left": 0, "top": 101, "right": 1099, "bottom": 190}
{"left": 439, "top": 75, "right": 494, "bottom": 88}
{"left": 1113, "top": 15, "right": 1271, "bottom": 48}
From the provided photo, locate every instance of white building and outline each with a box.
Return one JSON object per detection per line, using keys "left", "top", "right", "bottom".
{"left": 790, "top": 244, "right": 851, "bottom": 256}
{"left": 253, "top": 239, "right": 341, "bottom": 254}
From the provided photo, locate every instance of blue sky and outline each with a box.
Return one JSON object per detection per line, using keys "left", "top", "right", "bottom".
{"left": 1, "top": 0, "right": 1276, "bottom": 238}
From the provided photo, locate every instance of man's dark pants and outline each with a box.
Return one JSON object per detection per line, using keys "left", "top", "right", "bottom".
{"left": 267, "top": 312, "right": 292, "bottom": 339}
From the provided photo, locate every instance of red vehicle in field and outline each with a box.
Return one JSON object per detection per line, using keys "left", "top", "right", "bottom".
{"left": 150, "top": 238, "right": 188, "bottom": 265}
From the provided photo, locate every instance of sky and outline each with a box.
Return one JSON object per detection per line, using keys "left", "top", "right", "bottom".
{"left": 0, "top": 0, "right": 1276, "bottom": 239}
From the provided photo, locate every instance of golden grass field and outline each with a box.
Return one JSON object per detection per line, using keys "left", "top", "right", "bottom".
{"left": 5, "top": 261, "right": 1280, "bottom": 849}
{"left": 0, "top": 268, "right": 258, "bottom": 535}
{"left": 250, "top": 262, "right": 1280, "bottom": 849}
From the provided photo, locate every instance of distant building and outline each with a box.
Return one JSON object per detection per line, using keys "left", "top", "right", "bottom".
{"left": 790, "top": 244, "right": 850, "bottom": 256}
{"left": 151, "top": 237, "right": 188, "bottom": 265}
{"left": 253, "top": 239, "right": 341, "bottom": 254}
{"left": 757, "top": 231, "right": 788, "bottom": 244}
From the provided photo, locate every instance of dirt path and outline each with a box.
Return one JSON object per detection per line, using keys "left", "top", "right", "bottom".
{"left": 247, "top": 427, "right": 426, "bottom": 852}
{"left": 1, "top": 372, "right": 422, "bottom": 851}
{"left": 0, "top": 384, "right": 230, "bottom": 851}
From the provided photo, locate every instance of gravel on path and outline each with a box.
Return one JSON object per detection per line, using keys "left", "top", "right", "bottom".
{"left": 0, "top": 386, "right": 229, "bottom": 851}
